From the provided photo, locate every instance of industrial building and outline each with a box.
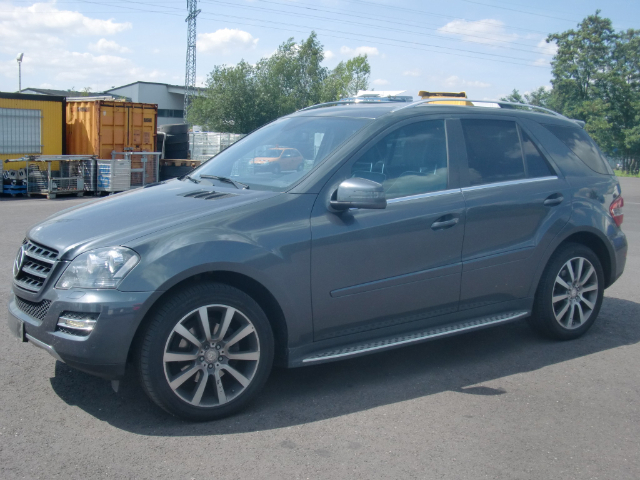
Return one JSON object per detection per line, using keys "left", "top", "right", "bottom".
{"left": 104, "top": 82, "right": 197, "bottom": 126}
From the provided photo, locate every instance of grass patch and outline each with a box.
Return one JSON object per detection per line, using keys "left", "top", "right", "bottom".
{"left": 614, "top": 170, "right": 640, "bottom": 178}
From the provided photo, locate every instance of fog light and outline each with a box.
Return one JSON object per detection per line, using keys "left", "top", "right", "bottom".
{"left": 57, "top": 313, "right": 98, "bottom": 332}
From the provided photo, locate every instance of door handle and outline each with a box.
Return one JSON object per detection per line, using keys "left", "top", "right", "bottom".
{"left": 431, "top": 218, "right": 459, "bottom": 230}
{"left": 544, "top": 193, "right": 564, "bottom": 206}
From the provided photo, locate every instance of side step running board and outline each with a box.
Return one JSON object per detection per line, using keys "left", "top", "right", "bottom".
{"left": 302, "top": 311, "right": 529, "bottom": 364}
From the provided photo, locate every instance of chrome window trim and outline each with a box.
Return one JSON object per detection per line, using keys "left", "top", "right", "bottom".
{"left": 461, "top": 176, "right": 558, "bottom": 192}
{"left": 387, "top": 188, "right": 462, "bottom": 204}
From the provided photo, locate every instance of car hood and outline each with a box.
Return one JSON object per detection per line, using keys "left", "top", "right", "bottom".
{"left": 27, "top": 179, "right": 280, "bottom": 260}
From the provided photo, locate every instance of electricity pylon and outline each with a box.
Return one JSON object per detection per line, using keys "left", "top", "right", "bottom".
{"left": 184, "top": 0, "right": 200, "bottom": 124}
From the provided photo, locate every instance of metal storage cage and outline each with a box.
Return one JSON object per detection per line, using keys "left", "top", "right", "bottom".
{"left": 109, "top": 150, "right": 161, "bottom": 188}
{"left": 190, "top": 132, "right": 245, "bottom": 162}
{"left": 97, "top": 159, "right": 131, "bottom": 192}
{"left": 7, "top": 155, "right": 92, "bottom": 199}
{"left": 80, "top": 159, "right": 97, "bottom": 192}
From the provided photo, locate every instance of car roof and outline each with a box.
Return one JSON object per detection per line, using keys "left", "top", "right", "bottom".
{"left": 290, "top": 102, "right": 581, "bottom": 127}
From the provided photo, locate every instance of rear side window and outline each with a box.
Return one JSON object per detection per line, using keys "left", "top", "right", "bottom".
{"left": 461, "top": 119, "right": 525, "bottom": 186}
{"left": 522, "top": 130, "right": 555, "bottom": 178}
{"left": 543, "top": 125, "right": 611, "bottom": 175}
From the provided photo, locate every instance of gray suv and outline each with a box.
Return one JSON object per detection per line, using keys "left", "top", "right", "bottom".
{"left": 7, "top": 100, "right": 627, "bottom": 421}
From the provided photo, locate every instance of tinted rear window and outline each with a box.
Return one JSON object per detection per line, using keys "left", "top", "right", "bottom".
{"left": 461, "top": 119, "right": 525, "bottom": 186}
{"left": 543, "top": 125, "right": 612, "bottom": 175}
{"left": 522, "top": 130, "right": 555, "bottom": 178}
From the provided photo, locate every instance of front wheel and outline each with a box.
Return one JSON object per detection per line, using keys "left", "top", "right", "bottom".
{"left": 136, "top": 282, "right": 274, "bottom": 421}
{"left": 528, "top": 243, "right": 604, "bottom": 340}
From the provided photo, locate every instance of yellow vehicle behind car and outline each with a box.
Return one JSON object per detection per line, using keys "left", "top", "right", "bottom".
{"left": 418, "top": 91, "right": 473, "bottom": 106}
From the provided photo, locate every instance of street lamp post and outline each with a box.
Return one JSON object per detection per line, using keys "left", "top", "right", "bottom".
{"left": 17, "top": 53, "right": 24, "bottom": 92}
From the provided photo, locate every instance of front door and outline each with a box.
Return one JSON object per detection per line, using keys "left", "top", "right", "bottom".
{"left": 310, "top": 118, "right": 466, "bottom": 341}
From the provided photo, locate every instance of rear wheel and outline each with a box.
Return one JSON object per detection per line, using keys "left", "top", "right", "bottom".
{"left": 136, "top": 282, "right": 274, "bottom": 421}
{"left": 528, "top": 243, "right": 604, "bottom": 340}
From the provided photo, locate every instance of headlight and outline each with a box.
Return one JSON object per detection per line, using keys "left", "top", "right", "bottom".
{"left": 56, "top": 247, "right": 140, "bottom": 289}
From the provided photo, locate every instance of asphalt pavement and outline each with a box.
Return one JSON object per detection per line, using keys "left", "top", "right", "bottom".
{"left": 1, "top": 179, "right": 639, "bottom": 479}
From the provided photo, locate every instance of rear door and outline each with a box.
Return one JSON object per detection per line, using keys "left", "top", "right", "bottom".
{"left": 454, "top": 116, "right": 572, "bottom": 310}
{"left": 310, "top": 117, "right": 466, "bottom": 341}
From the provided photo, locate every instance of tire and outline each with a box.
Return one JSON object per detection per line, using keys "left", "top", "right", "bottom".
{"left": 165, "top": 133, "right": 189, "bottom": 145}
{"left": 528, "top": 243, "right": 604, "bottom": 340}
{"left": 165, "top": 141, "right": 189, "bottom": 151}
{"left": 272, "top": 163, "right": 281, "bottom": 174}
{"left": 164, "top": 150, "right": 189, "bottom": 160}
{"left": 160, "top": 166, "right": 193, "bottom": 181}
{"left": 158, "top": 123, "right": 189, "bottom": 135}
{"left": 136, "top": 282, "right": 274, "bottom": 421}
{"left": 164, "top": 143, "right": 189, "bottom": 160}
{"left": 296, "top": 163, "right": 304, "bottom": 172}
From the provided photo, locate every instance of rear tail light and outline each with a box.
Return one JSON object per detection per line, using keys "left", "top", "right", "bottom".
{"left": 610, "top": 196, "right": 624, "bottom": 227}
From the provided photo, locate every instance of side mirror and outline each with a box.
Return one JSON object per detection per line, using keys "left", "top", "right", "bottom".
{"left": 330, "top": 177, "right": 387, "bottom": 211}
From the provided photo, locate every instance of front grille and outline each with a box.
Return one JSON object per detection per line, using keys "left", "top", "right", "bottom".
{"left": 15, "top": 296, "right": 51, "bottom": 322}
{"left": 57, "top": 327, "right": 88, "bottom": 337}
{"left": 14, "top": 240, "right": 59, "bottom": 293}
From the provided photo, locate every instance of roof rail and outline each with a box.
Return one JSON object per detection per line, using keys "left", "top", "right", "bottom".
{"left": 298, "top": 96, "right": 411, "bottom": 112}
{"left": 298, "top": 100, "right": 358, "bottom": 112}
{"left": 394, "top": 98, "right": 567, "bottom": 119}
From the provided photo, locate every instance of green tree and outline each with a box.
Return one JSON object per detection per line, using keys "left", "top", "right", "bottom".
{"left": 505, "top": 12, "right": 640, "bottom": 170}
{"left": 321, "top": 55, "right": 371, "bottom": 101}
{"left": 500, "top": 87, "right": 553, "bottom": 110}
{"left": 188, "top": 32, "right": 371, "bottom": 133}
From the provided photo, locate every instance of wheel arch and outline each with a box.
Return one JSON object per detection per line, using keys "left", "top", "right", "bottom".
{"left": 530, "top": 227, "right": 615, "bottom": 298}
{"left": 129, "top": 271, "right": 290, "bottom": 368}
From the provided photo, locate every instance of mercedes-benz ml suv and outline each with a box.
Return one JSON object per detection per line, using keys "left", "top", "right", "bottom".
{"left": 7, "top": 99, "right": 627, "bottom": 421}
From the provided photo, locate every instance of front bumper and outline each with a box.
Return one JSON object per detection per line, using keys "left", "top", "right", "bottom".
{"left": 7, "top": 288, "right": 158, "bottom": 380}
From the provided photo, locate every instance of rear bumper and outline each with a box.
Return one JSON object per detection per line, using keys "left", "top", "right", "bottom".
{"left": 7, "top": 289, "right": 157, "bottom": 380}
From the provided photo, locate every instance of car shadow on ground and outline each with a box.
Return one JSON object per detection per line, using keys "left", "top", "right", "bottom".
{"left": 50, "top": 296, "right": 640, "bottom": 435}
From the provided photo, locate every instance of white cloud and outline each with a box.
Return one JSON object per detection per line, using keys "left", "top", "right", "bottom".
{"left": 197, "top": 29, "right": 258, "bottom": 54}
{"left": 2, "top": 49, "right": 164, "bottom": 91}
{"left": 324, "top": 50, "right": 335, "bottom": 60}
{"left": 403, "top": 69, "right": 421, "bottom": 77}
{"left": 0, "top": 2, "right": 130, "bottom": 52}
{"left": 89, "top": 38, "right": 131, "bottom": 54}
{"left": 340, "top": 46, "right": 379, "bottom": 57}
{"left": 537, "top": 39, "right": 558, "bottom": 56}
{"left": 0, "top": 3, "right": 152, "bottom": 91}
{"left": 438, "top": 19, "right": 517, "bottom": 46}
{"left": 372, "top": 79, "right": 390, "bottom": 86}
{"left": 533, "top": 39, "right": 558, "bottom": 66}
{"left": 444, "top": 75, "right": 491, "bottom": 88}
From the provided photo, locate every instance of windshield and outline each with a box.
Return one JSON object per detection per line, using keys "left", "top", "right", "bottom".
{"left": 191, "top": 116, "right": 371, "bottom": 191}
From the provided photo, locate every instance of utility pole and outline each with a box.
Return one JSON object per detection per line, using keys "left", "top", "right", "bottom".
{"left": 183, "top": 0, "right": 200, "bottom": 124}
{"left": 17, "top": 53, "right": 24, "bottom": 93}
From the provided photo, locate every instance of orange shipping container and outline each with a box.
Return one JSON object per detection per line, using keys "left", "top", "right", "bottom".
{"left": 66, "top": 100, "right": 157, "bottom": 158}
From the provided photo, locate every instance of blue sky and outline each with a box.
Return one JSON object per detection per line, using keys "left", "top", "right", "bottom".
{"left": 1, "top": 0, "right": 638, "bottom": 100}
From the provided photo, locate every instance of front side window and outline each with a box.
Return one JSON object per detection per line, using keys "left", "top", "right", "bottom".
{"left": 351, "top": 120, "right": 448, "bottom": 200}
{"left": 461, "top": 119, "right": 525, "bottom": 186}
{"left": 193, "top": 116, "right": 371, "bottom": 191}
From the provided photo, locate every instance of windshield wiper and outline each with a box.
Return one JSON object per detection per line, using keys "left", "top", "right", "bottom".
{"left": 183, "top": 174, "right": 200, "bottom": 184}
{"left": 200, "top": 175, "right": 249, "bottom": 189}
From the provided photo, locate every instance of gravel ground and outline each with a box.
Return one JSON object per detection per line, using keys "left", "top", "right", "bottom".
{"left": 1, "top": 179, "right": 638, "bottom": 480}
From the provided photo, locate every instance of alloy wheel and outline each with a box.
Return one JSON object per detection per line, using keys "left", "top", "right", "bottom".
{"left": 551, "top": 257, "right": 599, "bottom": 330}
{"left": 163, "top": 304, "right": 260, "bottom": 407}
